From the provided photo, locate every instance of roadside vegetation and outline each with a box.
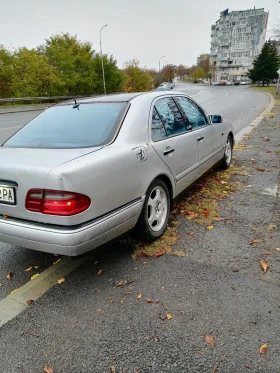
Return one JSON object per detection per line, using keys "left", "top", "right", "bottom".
{"left": 0, "top": 33, "right": 175, "bottom": 101}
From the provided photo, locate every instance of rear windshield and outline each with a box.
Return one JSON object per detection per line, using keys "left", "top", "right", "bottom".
{"left": 3, "top": 102, "right": 128, "bottom": 149}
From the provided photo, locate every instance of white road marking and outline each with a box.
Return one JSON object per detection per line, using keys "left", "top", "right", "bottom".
{"left": 203, "top": 89, "right": 228, "bottom": 105}
{"left": 262, "top": 185, "right": 278, "bottom": 197}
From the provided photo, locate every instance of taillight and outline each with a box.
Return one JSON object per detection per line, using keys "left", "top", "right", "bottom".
{"left": 26, "top": 189, "right": 91, "bottom": 216}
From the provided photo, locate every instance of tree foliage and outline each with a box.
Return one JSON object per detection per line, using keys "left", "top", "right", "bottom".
{"left": 121, "top": 59, "right": 153, "bottom": 92}
{"left": 247, "top": 40, "right": 280, "bottom": 85}
{"left": 0, "top": 46, "right": 14, "bottom": 97}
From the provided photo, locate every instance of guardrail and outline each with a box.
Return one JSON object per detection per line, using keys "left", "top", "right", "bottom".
{"left": 0, "top": 95, "right": 87, "bottom": 105}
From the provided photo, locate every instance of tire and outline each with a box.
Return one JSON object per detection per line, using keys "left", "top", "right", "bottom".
{"left": 220, "top": 135, "right": 233, "bottom": 169}
{"left": 136, "top": 179, "right": 170, "bottom": 240}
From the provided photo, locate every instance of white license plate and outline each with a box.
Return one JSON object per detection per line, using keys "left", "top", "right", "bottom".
{"left": 0, "top": 186, "right": 16, "bottom": 204}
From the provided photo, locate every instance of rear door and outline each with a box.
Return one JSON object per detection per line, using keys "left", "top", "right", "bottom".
{"left": 175, "top": 96, "right": 224, "bottom": 174}
{"left": 150, "top": 96, "right": 199, "bottom": 195}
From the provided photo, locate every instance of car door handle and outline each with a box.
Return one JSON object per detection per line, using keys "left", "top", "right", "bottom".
{"left": 197, "top": 136, "right": 204, "bottom": 142}
{"left": 163, "top": 148, "right": 175, "bottom": 155}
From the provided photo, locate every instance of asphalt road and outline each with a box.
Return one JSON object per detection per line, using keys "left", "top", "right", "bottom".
{"left": 0, "top": 84, "right": 270, "bottom": 300}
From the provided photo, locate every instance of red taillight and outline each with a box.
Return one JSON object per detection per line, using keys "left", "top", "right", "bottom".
{"left": 26, "top": 189, "right": 91, "bottom": 216}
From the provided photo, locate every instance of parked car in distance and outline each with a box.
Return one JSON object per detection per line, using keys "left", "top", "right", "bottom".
{"left": 219, "top": 81, "right": 227, "bottom": 86}
{"left": 240, "top": 81, "right": 247, "bottom": 85}
{"left": 227, "top": 81, "right": 233, "bottom": 86}
{"left": 212, "top": 81, "right": 220, "bottom": 86}
{"left": 234, "top": 81, "right": 240, "bottom": 85}
{"left": 0, "top": 92, "right": 235, "bottom": 256}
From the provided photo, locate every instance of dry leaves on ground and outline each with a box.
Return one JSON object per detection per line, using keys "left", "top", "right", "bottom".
{"left": 24, "top": 267, "right": 33, "bottom": 272}
{"left": 146, "top": 298, "right": 153, "bottom": 303}
{"left": 97, "top": 269, "right": 103, "bottom": 275}
{"left": 137, "top": 294, "right": 142, "bottom": 299}
{"left": 205, "top": 334, "right": 215, "bottom": 346}
{"left": 31, "top": 273, "right": 39, "bottom": 280}
{"left": 110, "top": 366, "right": 116, "bottom": 372}
{"left": 44, "top": 366, "right": 54, "bottom": 373}
{"left": 260, "top": 344, "right": 268, "bottom": 355}
{"left": 250, "top": 239, "right": 262, "bottom": 245}
{"left": 166, "top": 313, "right": 172, "bottom": 320}
{"left": 26, "top": 300, "right": 34, "bottom": 306}
{"left": 256, "top": 167, "right": 266, "bottom": 172}
{"left": 6, "top": 272, "right": 13, "bottom": 280}
{"left": 260, "top": 261, "right": 269, "bottom": 273}
{"left": 57, "top": 278, "right": 65, "bottom": 284}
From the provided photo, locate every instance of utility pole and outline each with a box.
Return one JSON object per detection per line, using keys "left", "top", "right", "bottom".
{"left": 159, "top": 55, "right": 165, "bottom": 83}
{"left": 276, "top": 69, "right": 280, "bottom": 95}
{"left": 100, "top": 24, "right": 108, "bottom": 95}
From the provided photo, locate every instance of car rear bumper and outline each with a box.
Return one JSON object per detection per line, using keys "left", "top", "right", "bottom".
{"left": 0, "top": 197, "right": 145, "bottom": 256}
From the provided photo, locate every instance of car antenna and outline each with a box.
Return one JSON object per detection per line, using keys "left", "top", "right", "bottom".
{"left": 72, "top": 99, "right": 80, "bottom": 110}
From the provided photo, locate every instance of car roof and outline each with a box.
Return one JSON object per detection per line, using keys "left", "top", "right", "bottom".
{"left": 56, "top": 91, "right": 187, "bottom": 105}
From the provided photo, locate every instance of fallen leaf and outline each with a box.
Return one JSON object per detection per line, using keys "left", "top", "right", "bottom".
{"left": 154, "top": 337, "right": 159, "bottom": 342}
{"left": 260, "top": 261, "right": 269, "bottom": 273}
{"left": 250, "top": 239, "right": 262, "bottom": 245}
{"left": 110, "top": 300, "right": 113, "bottom": 303}
{"left": 10, "top": 289, "right": 17, "bottom": 294}
{"left": 205, "top": 334, "right": 215, "bottom": 346}
{"left": 25, "top": 266, "right": 33, "bottom": 272}
{"left": 276, "top": 248, "right": 280, "bottom": 252}
{"left": 256, "top": 168, "right": 265, "bottom": 172}
{"left": 207, "top": 226, "right": 214, "bottom": 230}
{"left": 166, "top": 313, "right": 172, "bottom": 320}
{"left": 189, "top": 232, "right": 194, "bottom": 236}
{"left": 26, "top": 299, "right": 34, "bottom": 306}
{"left": 0, "top": 283, "right": 3, "bottom": 287}
{"left": 146, "top": 298, "right": 153, "bottom": 303}
{"left": 221, "top": 181, "right": 227, "bottom": 184}
{"left": 244, "top": 364, "right": 251, "bottom": 369}
{"left": 34, "top": 266, "right": 39, "bottom": 269}
{"left": 260, "top": 344, "right": 267, "bottom": 355}
{"left": 154, "top": 251, "right": 164, "bottom": 258}
{"left": 143, "top": 261, "right": 147, "bottom": 264}
{"left": 111, "top": 366, "right": 116, "bottom": 372}
{"left": 6, "top": 272, "right": 13, "bottom": 280}
{"left": 137, "top": 294, "right": 142, "bottom": 299}
{"left": 246, "top": 185, "right": 252, "bottom": 188}
{"left": 202, "top": 211, "right": 210, "bottom": 217}
{"left": 97, "top": 269, "right": 103, "bottom": 275}
{"left": 199, "top": 350, "right": 204, "bottom": 355}
{"left": 31, "top": 273, "right": 39, "bottom": 280}
{"left": 97, "top": 308, "right": 102, "bottom": 312}
{"left": 53, "top": 258, "right": 61, "bottom": 265}
{"left": 155, "top": 299, "right": 160, "bottom": 303}
{"left": 57, "top": 277, "right": 65, "bottom": 284}
{"left": 266, "top": 150, "right": 272, "bottom": 153}
{"left": 44, "top": 366, "right": 54, "bottom": 373}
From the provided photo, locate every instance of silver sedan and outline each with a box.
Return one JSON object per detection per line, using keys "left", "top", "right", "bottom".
{"left": 0, "top": 92, "right": 234, "bottom": 256}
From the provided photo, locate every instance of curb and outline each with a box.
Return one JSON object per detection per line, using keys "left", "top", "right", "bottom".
{"left": 235, "top": 91, "right": 275, "bottom": 143}
{"left": 0, "top": 255, "right": 89, "bottom": 327}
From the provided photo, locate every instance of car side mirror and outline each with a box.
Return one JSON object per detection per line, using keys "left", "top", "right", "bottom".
{"left": 209, "top": 115, "right": 223, "bottom": 124}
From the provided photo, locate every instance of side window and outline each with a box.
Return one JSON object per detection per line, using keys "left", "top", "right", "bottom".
{"left": 154, "top": 97, "right": 187, "bottom": 137}
{"left": 151, "top": 108, "right": 167, "bottom": 141}
{"left": 176, "top": 96, "right": 208, "bottom": 129}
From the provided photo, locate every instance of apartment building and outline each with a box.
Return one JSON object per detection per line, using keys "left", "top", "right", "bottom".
{"left": 210, "top": 8, "right": 269, "bottom": 82}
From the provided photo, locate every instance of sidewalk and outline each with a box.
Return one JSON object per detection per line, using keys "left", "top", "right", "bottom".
{"left": 0, "top": 98, "right": 279, "bottom": 373}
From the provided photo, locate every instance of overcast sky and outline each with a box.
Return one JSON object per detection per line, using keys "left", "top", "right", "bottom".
{"left": 0, "top": 0, "right": 279, "bottom": 69}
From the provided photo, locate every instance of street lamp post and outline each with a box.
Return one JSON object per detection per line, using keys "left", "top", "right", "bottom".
{"left": 159, "top": 55, "right": 165, "bottom": 83}
{"left": 100, "top": 24, "right": 108, "bottom": 95}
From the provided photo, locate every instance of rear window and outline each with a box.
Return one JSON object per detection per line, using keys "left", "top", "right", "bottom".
{"left": 3, "top": 102, "right": 128, "bottom": 149}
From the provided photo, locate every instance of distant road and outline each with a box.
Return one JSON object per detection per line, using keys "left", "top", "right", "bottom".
{"left": 174, "top": 82, "right": 270, "bottom": 133}
{"left": 0, "top": 84, "right": 270, "bottom": 143}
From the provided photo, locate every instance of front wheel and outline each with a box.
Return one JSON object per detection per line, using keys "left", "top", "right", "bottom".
{"left": 220, "top": 135, "right": 233, "bottom": 169}
{"left": 136, "top": 179, "right": 170, "bottom": 240}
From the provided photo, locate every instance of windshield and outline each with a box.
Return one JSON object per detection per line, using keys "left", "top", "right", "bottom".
{"left": 3, "top": 102, "right": 128, "bottom": 149}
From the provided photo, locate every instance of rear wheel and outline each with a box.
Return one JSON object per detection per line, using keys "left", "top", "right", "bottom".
{"left": 220, "top": 135, "right": 233, "bottom": 169}
{"left": 136, "top": 179, "right": 170, "bottom": 240}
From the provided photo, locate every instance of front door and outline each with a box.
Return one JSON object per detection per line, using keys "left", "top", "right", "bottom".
{"left": 175, "top": 95, "right": 224, "bottom": 176}
{"left": 150, "top": 97, "right": 199, "bottom": 195}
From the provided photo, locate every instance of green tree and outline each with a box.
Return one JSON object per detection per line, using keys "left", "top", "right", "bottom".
{"left": 247, "top": 41, "right": 280, "bottom": 85}
{"left": 11, "top": 47, "right": 59, "bottom": 97}
{"left": 177, "top": 64, "right": 188, "bottom": 80}
{"left": 92, "top": 53, "right": 124, "bottom": 94}
{"left": 121, "top": 59, "right": 153, "bottom": 92}
{"left": 0, "top": 46, "right": 14, "bottom": 97}
{"left": 43, "top": 33, "right": 96, "bottom": 95}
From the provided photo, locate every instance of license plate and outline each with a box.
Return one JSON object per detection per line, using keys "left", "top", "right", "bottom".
{"left": 0, "top": 186, "right": 16, "bottom": 204}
